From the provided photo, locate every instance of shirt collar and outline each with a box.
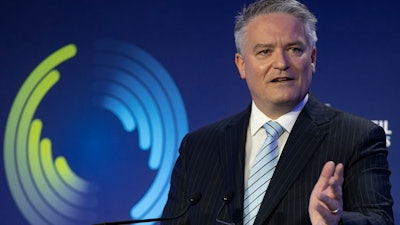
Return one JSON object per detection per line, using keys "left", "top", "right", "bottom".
{"left": 249, "top": 94, "right": 309, "bottom": 136}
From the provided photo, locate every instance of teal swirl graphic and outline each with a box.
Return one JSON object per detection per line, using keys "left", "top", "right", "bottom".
{"left": 4, "top": 41, "right": 188, "bottom": 224}
{"left": 3, "top": 44, "right": 98, "bottom": 225}
{"left": 92, "top": 40, "right": 188, "bottom": 220}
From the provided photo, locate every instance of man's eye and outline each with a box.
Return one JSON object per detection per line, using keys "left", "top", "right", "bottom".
{"left": 288, "top": 47, "right": 303, "bottom": 54}
{"left": 257, "top": 49, "right": 271, "bottom": 55}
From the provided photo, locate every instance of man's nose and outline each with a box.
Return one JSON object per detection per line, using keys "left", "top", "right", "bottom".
{"left": 272, "top": 51, "right": 289, "bottom": 71}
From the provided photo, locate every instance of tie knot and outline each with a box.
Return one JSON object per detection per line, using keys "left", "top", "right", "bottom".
{"left": 263, "top": 121, "right": 284, "bottom": 139}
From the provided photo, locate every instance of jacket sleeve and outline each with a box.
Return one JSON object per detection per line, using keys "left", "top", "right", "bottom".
{"left": 161, "top": 134, "right": 191, "bottom": 225}
{"left": 341, "top": 125, "right": 393, "bottom": 225}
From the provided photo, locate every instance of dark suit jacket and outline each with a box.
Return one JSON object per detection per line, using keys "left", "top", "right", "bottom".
{"left": 162, "top": 95, "right": 393, "bottom": 225}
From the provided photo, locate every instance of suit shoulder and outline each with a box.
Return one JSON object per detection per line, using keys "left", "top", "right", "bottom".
{"left": 307, "top": 95, "right": 379, "bottom": 130}
{"left": 187, "top": 107, "right": 250, "bottom": 137}
{"left": 334, "top": 109, "right": 385, "bottom": 136}
{"left": 330, "top": 106, "right": 377, "bottom": 127}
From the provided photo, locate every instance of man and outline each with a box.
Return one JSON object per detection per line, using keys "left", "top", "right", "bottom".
{"left": 162, "top": 0, "right": 393, "bottom": 224}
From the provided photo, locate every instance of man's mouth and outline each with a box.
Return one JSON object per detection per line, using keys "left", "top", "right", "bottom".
{"left": 271, "top": 77, "right": 293, "bottom": 82}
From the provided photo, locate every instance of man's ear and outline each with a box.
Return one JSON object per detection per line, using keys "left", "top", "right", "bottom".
{"left": 235, "top": 53, "right": 246, "bottom": 79}
{"left": 311, "top": 48, "right": 317, "bottom": 72}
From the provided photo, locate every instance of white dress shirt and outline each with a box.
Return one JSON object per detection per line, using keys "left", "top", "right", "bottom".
{"left": 244, "top": 94, "right": 309, "bottom": 189}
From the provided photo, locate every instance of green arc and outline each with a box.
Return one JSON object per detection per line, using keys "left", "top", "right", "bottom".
{"left": 4, "top": 44, "right": 98, "bottom": 225}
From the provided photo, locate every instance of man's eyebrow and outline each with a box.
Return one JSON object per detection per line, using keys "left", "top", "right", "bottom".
{"left": 252, "top": 41, "right": 306, "bottom": 51}
{"left": 253, "top": 43, "right": 274, "bottom": 51}
{"left": 286, "top": 41, "right": 305, "bottom": 46}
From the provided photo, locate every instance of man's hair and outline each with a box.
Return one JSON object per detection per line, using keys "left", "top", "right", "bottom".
{"left": 234, "top": 0, "right": 318, "bottom": 54}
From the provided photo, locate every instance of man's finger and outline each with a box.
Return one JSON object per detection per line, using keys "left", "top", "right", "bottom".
{"left": 319, "top": 161, "right": 335, "bottom": 181}
{"left": 334, "top": 163, "right": 344, "bottom": 184}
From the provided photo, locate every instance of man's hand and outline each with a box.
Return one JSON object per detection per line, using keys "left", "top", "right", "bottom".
{"left": 309, "top": 161, "right": 344, "bottom": 225}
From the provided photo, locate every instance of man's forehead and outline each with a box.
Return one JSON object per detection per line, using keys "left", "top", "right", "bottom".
{"left": 245, "top": 14, "right": 308, "bottom": 42}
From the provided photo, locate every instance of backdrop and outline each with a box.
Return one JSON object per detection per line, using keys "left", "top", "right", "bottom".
{"left": 1, "top": 1, "right": 398, "bottom": 224}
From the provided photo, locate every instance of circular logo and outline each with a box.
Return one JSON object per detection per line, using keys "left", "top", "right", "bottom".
{"left": 3, "top": 40, "right": 188, "bottom": 224}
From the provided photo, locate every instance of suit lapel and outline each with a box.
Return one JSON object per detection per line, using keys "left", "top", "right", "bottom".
{"left": 254, "top": 95, "right": 332, "bottom": 225}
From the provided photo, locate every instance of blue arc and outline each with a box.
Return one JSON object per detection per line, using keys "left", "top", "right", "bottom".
{"left": 92, "top": 40, "right": 188, "bottom": 221}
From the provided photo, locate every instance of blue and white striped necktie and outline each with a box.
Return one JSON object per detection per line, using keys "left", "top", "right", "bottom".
{"left": 243, "top": 121, "right": 284, "bottom": 225}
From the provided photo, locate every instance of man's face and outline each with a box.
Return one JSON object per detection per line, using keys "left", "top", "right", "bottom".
{"left": 235, "top": 13, "right": 316, "bottom": 118}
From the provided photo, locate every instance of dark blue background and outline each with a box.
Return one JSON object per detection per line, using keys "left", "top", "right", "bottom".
{"left": 1, "top": 1, "right": 398, "bottom": 224}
